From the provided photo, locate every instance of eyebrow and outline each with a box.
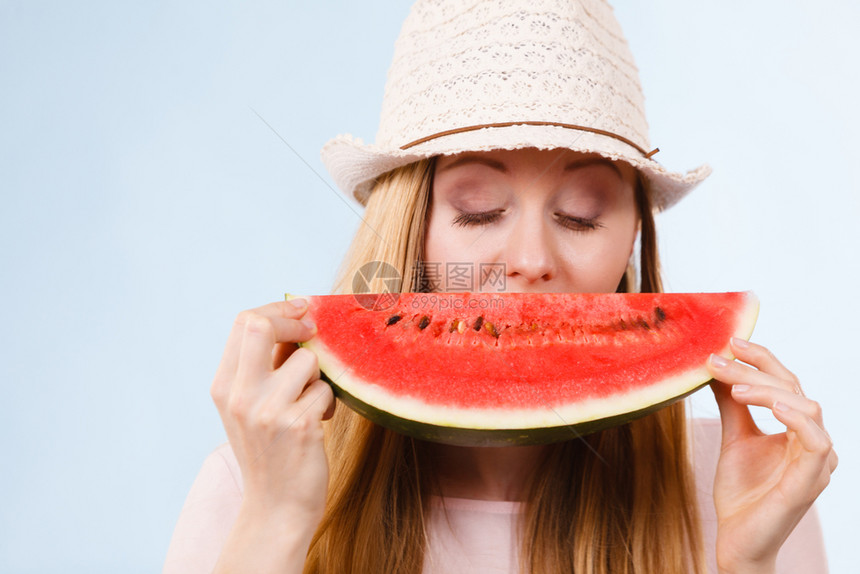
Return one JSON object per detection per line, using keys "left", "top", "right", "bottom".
{"left": 436, "top": 154, "right": 623, "bottom": 178}
{"left": 436, "top": 155, "right": 507, "bottom": 174}
{"left": 564, "top": 157, "right": 623, "bottom": 179}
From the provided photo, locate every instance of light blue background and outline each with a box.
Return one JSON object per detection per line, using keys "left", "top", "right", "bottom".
{"left": 1, "top": 1, "right": 857, "bottom": 571}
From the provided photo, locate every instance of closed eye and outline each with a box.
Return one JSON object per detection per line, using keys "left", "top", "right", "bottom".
{"left": 554, "top": 213, "right": 604, "bottom": 232}
{"left": 452, "top": 209, "right": 504, "bottom": 227}
{"left": 452, "top": 210, "right": 604, "bottom": 232}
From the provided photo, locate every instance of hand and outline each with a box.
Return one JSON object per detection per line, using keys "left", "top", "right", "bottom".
{"left": 209, "top": 299, "right": 335, "bottom": 527}
{"left": 707, "top": 338, "right": 837, "bottom": 573}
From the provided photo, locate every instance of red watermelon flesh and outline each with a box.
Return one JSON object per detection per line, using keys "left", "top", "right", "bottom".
{"left": 290, "top": 292, "right": 759, "bottom": 446}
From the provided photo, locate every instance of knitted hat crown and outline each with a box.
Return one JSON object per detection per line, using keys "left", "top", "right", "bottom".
{"left": 321, "top": 0, "right": 710, "bottom": 210}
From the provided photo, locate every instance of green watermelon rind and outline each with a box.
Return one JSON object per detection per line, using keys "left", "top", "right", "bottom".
{"left": 288, "top": 292, "right": 760, "bottom": 447}
{"left": 322, "top": 373, "right": 713, "bottom": 447}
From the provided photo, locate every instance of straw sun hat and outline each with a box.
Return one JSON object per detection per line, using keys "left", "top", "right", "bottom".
{"left": 321, "top": 0, "right": 711, "bottom": 211}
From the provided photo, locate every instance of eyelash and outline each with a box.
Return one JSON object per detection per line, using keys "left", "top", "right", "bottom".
{"left": 452, "top": 210, "right": 504, "bottom": 227}
{"left": 452, "top": 210, "right": 603, "bottom": 232}
{"left": 555, "top": 214, "right": 604, "bottom": 232}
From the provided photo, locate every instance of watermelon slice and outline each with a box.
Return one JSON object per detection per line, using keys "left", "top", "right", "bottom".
{"left": 287, "top": 292, "right": 759, "bottom": 446}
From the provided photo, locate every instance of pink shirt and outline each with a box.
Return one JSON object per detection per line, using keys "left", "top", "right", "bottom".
{"left": 162, "top": 418, "right": 827, "bottom": 573}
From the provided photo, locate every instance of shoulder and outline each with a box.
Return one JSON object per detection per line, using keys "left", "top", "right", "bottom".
{"left": 689, "top": 417, "right": 722, "bottom": 445}
{"left": 689, "top": 417, "right": 722, "bottom": 476}
{"left": 162, "top": 442, "right": 244, "bottom": 574}
{"left": 178, "top": 440, "right": 244, "bottom": 516}
{"left": 688, "top": 417, "right": 722, "bottom": 534}
{"left": 185, "top": 441, "right": 245, "bottom": 499}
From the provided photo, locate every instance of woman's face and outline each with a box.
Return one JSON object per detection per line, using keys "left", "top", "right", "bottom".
{"left": 424, "top": 147, "right": 640, "bottom": 294}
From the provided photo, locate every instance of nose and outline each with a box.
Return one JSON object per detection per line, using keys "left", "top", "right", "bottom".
{"left": 503, "top": 208, "right": 556, "bottom": 285}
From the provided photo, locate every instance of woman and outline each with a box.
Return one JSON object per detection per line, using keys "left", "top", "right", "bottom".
{"left": 163, "top": 1, "right": 836, "bottom": 572}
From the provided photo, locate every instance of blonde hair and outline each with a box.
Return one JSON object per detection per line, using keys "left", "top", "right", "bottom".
{"left": 304, "top": 158, "right": 705, "bottom": 574}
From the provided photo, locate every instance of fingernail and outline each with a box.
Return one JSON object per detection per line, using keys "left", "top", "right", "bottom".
{"left": 731, "top": 337, "right": 749, "bottom": 349}
{"left": 774, "top": 401, "right": 790, "bottom": 413}
{"left": 732, "top": 384, "right": 750, "bottom": 394}
{"left": 301, "top": 318, "right": 316, "bottom": 332}
{"left": 289, "top": 298, "right": 308, "bottom": 309}
{"left": 710, "top": 354, "right": 729, "bottom": 368}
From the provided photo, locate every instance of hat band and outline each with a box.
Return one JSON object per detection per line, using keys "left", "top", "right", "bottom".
{"left": 399, "top": 121, "right": 660, "bottom": 159}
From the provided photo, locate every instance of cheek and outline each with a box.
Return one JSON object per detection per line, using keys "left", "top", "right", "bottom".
{"left": 424, "top": 205, "right": 495, "bottom": 265}
{"left": 557, "top": 219, "right": 638, "bottom": 292}
{"left": 424, "top": 207, "right": 463, "bottom": 266}
{"left": 423, "top": 214, "right": 444, "bottom": 263}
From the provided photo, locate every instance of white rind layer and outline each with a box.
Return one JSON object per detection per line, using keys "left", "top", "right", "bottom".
{"left": 303, "top": 292, "right": 760, "bottom": 430}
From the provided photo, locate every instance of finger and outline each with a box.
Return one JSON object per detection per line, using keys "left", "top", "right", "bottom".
{"left": 265, "top": 347, "right": 322, "bottom": 406}
{"left": 235, "top": 308, "right": 317, "bottom": 388}
{"left": 211, "top": 319, "right": 248, "bottom": 409}
{"left": 322, "top": 394, "right": 337, "bottom": 421}
{"left": 215, "top": 299, "right": 312, "bottom": 384}
{"left": 263, "top": 380, "right": 334, "bottom": 445}
{"left": 248, "top": 349, "right": 321, "bottom": 438}
{"left": 729, "top": 384, "right": 825, "bottom": 427}
{"left": 708, "top": 353, "right": 797, "bottom": 396}
{"left": 294, "top": 378, "right": 335, "bottom": 422}
{"left": 269, "top": 300, "right": 315, "bottom": 369}
{"left": 730, "top": 338, "right": 803, "bottom": 395}
{"left": 771, "top": 401, "right": 833, "bottom": 488}
{"left": 828, "top": 449, "right": 839, "bottom": 473}
{"left": 709, "top": 376, "right": 758, "bottom": 443}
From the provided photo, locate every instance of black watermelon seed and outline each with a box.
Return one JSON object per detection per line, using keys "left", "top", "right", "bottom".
{"left": 655, "top": 307, "right": 666, "bottom": 323}
{"left": 386, "top": 315, "right": 402, "bottom": 326}
{"left": 418, "top": 316, "right": 430, "bottom": 330}
{"left": 473, "top": 316, "right": 484, "bottom": 331}
{"left": 638, "top": 318, "right": 650, "bottom": 330}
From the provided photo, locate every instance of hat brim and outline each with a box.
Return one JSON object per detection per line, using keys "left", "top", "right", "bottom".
{"left": 321, "top": 124, "right": 710, "bottom": 211}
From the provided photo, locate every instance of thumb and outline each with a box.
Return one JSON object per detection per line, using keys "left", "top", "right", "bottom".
{"left": 709, "top": 378, "right": 759, "bottom": 444}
